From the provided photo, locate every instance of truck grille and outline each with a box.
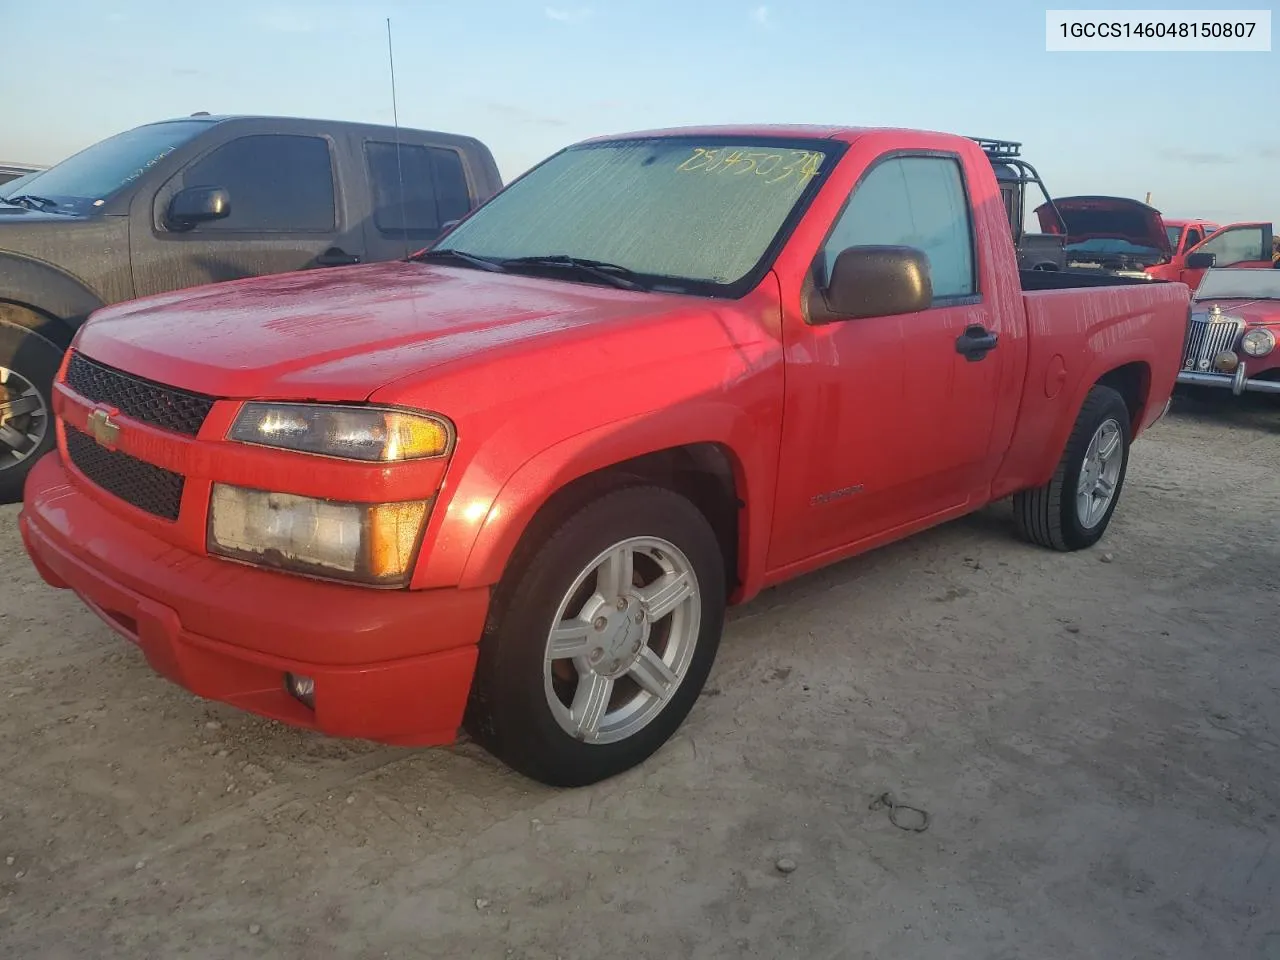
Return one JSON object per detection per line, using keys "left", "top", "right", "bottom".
{"left": 1182, "top": 316, "right": 1243, "bottom": 372}
{"left": 64, "top": 351, "right": 216, "bottom": 437}
{"left": 64, "top": 425, "right": 185, "bottom": 521}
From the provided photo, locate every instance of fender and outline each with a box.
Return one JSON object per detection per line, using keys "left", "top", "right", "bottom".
{"left": 991, "top": 277, "right": 1188, "bottom": 499}
{"left": 414, "top": 399, "right": 781, "bottom": 603}
{"left": 994, "top": 338, "right": 1155, "bottom": 499}
{"left": 1064, "top": 340, "right": 1154, "bottom": 450}
{"left": 0, "top": 251, "right": 108, "bottom": 336}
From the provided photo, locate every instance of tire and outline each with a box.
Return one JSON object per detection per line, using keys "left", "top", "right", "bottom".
{"left": 0, "top": 322, "right": 62, "bottom": 504}
{"left": 1013, "top": 385, "right": 1132, "bottom": 552}
{"left": 464, "top": 485, "right": 727, "bottom": 787}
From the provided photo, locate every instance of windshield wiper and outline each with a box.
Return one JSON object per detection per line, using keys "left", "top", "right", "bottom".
{"left": 410, "top": 248, "right": 506, "bottom": 272}
{"left": 3, "top": 195, "right": 58, "bottom": 210}
{"left": 500, "top": 255, "right": 644, "bottom": 291}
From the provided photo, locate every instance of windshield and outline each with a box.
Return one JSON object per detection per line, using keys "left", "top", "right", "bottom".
{"left": 0, "top": 171, "right": 39, "bottom": 198}
{"left": 1195, "top": 268, "right": 1280, "bottom": 301}
{"left": 11, "top": 120, "right": 212, "bottom": 212}
{"left": 1166, "top": 226, "right": 1183, "bottom": 249}
{"left": 431, "top": 136, "right": 842, "bottom": 296}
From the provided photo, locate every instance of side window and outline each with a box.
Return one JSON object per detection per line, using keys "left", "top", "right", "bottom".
{"left": 431, "top": 148, "right": 472, "bottom": 224}
{"left": 365, "top": 141, "right": 473, "bottom": 238}
{"left": 821, "top": 156, "right": 976, "bottom": 300}
{"left": 181, "top": 135, "right": 335, "bottom": 232}
{"left": 1184, "top": 228, "right": 1203, "bottom": 250}
{"left": 1197, "top": 226, "right": 1267, "bottom": 266}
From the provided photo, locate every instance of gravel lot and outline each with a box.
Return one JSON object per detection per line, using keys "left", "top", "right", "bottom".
{"left": 1, "top": 392, "right": 1277, "bottom": 960}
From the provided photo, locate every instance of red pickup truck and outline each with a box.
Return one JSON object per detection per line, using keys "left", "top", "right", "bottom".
{"left": 1146, "top": 220, "right": 1275, "bottom": 288}
{"left": 1163, "top": 218, "right": 1221, "bottom": 259}
{"left": 19, "top": 125, "right": 1191, "bottom": 787}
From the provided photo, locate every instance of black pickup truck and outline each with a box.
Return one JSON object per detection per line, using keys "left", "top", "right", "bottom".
{"left": 0, "top": 114, "right": 503, "bottom": 501}
{"left": 970, "top": 137, "right": 1069, "bottom": 272}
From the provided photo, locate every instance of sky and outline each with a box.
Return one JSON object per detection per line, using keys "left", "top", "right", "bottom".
{"left": 1, "top": 0, "right": 1276, "bottom": 226}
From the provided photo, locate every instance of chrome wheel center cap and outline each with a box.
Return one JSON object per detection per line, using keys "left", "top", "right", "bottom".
{"left": 592, "top": 598, "right": 646, "bottom": 676}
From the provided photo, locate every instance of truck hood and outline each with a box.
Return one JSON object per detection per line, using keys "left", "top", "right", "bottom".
{"left": 0, "top": 206, "right": 83, "bottom": 224}
{"left": 1035, "top": 196, "right": 1172, "bottom": 257}
{"left": 75, "top": 261, "right": 690, "bottom": 400}
{"left": 0, "top": 206, "right": 105, "bottom": 252}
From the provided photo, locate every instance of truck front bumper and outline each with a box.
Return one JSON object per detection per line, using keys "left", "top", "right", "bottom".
{"left": 19, "top": 454, "right": 489, "bottom": 746}
{"left": 1177, "top": 363, "right": 1280, "bottom": 396}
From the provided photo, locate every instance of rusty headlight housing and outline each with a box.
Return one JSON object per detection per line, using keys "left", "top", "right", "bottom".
{"left": 207, "top": 484, "right": 431, "bottom": 586}
{"left": 1241, "top": 328, "right": 1276, "bottom": 358}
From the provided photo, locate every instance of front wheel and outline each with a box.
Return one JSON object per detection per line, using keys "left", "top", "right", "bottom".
{"left": 464, "top": 486, "right": 726, "bottom": 787}
{"left": 0, "top": 323, "right": 61, "bottom": 504}
{"left": 1013, "top": 384, "right": 1132, "bottom": 551}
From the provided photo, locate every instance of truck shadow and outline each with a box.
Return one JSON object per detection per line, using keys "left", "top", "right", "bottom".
{"left": 1167, "top": 386, "right": 1279, "bottom": 436}
{"left": 724, "top": 498, "right": 1018, "bottom": 629}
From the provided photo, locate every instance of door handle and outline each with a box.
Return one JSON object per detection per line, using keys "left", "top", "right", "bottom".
{"left": 955, "top": 325, "right": 999, "bottom": 361}
{"left": 315, "top": 247, "right": 361, "bottom": 267}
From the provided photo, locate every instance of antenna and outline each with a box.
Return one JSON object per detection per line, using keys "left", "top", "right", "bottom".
{"left": 386, "top": 17, "right": 410, "bottom": 260}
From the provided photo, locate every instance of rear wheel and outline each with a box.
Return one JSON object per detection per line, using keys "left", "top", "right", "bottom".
{"left": 0, "top": 322, "right": 61, "bottom": 503}
{"left": 464, "top": 486, "right": 726, "bottom": 787}
{"left": 1013, "top": 385, "right": 1132, "bottom": 551}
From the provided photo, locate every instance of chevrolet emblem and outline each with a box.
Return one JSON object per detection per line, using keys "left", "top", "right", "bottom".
{"left": 86, "top": 408, "right": 120, "bottom": 449}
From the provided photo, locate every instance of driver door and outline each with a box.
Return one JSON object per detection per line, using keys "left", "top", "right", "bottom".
{"left": 1178, "top": 222, "right": 1273, "bottom": 288}
{"left": 768, "top": 153, "right": 1007, "bottom": 570}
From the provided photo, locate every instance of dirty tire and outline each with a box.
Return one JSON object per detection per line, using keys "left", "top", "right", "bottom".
{"left": 1013, "top": 384, "right": 1132, "bottom": 551}
{"left": 0, "top": 322, "right": 62, "bottom": 504}
{"left": 464, "top": 486, "right": 726, "bottom": 788}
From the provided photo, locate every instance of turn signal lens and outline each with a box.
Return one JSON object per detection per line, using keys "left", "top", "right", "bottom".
{"left": 368, "top": 500, "right": 431, "bottom": 580}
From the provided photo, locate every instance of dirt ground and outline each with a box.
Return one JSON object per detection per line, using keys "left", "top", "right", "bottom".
{"left": 1, "top": 391, "right": 1278, "bottom": 960}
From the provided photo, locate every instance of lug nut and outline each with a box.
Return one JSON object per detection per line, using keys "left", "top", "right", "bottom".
{"left": 634, "top": 612, "right": 644, "bottom": 623}
{"left": 593, "top": 616, "right": 608, "bottom": 631}
{"left": 615, "top": 598, "right": 627, "bottom": 611}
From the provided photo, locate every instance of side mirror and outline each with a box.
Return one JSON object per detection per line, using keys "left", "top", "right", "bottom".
{"left": 167, "top": 186, "right": 230, "bottom": 230}
{"left": 810, "top": 245, "right": 933, "bottom": 323}
{"left": 1186, "top": 252, "right": 1216, "bottom": 269}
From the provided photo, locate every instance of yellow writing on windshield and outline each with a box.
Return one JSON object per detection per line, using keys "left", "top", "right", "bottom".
{"left": 675, "top": 146, "right": 824, "bottom": 184}
{"left": 676, "top": 148, "right": 824, "bottom": 184}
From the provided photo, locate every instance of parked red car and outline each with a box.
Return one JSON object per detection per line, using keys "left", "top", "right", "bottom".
{"left": 1163, "top": 218, "right": 1220, "bottom": 259}
{"left": 1147, "top": 221, "right": 1275, "bottom": 287}
{"left": 1035, "top": 197, "right": 1273, "bottom": 288}
{"left": 1035, "top": 195, "right": 1173, "bottom": 278}
{"left": 1177, "top": 267, "right": 1280, "bottom": 396}
{"left": 20, "top": 125, "right": 1190, "bottom": 786}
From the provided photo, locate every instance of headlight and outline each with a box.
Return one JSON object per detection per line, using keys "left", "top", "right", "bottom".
{"left": 208, "top": 484, "right": 430, "bottom": 586}
{"left": 1241, "top": 328, "right": 1276, "bottom": 358}
{"left": 229, "top": 403, "right": 452, "bottom": 461}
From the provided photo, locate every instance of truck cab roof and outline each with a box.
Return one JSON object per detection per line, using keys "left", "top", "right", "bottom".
{"left": 578, "top": 124, "right": 969, "bottom": 146}
{"left": 129, "top": 114, "right": 492, "bottom": 148}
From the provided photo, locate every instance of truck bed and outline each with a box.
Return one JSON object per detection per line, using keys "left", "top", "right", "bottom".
{"left": 991, "top": 279, "right": 1190, "bottom": 500}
